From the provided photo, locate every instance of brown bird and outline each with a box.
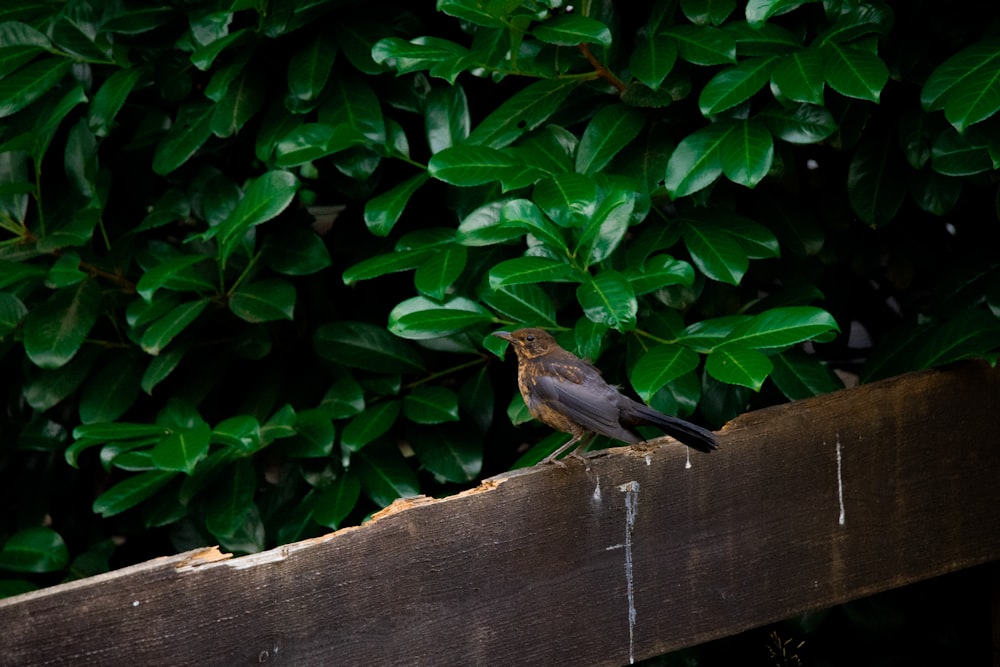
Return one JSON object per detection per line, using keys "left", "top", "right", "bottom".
{"left": 494, "top": 328, "right": 717, "bottom": 464}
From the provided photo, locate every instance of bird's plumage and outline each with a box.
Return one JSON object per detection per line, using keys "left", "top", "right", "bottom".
{"left": 494, "top": 328, "right": 717, "bottom": 464}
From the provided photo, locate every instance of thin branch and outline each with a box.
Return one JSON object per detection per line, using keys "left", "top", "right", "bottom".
{"left": 577, "top": 43, "right": 626, "bottom": 92}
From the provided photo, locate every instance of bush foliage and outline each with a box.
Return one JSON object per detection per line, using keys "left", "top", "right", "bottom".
{"left": 1, "top": 0, "right": 998, "bottom": 606}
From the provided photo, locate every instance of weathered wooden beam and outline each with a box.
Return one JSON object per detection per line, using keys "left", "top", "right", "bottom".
{"left": 2, "top": 362, "right": 999, "bottom": 666}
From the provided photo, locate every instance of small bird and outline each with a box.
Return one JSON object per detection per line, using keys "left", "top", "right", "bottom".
{"left": 494, "top": 328, "right": 717, "bottom": 465}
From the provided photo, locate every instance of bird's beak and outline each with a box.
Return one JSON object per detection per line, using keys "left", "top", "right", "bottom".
{"left": 492, "top": 331, "right": 514, "bottom": 342}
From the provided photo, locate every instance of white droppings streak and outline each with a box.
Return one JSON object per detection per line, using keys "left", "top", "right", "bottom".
{"left": 618, "top": 481, "right": 640, "bottom": 664}
{"left": 644, "top": 453, "right": 652, "bottom": 466}
{"left": 836, "top": 435, "right": 846, "bottom": 526}
{"left": 593, "top": 475, "right": 602, "bottom": 503}
{"left": 684, "top": 448, "right": 692, "bottom": 469}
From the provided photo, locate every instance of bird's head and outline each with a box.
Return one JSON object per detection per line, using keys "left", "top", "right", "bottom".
{"left": 492, "top": 328, "right": 558, "bottom": 359}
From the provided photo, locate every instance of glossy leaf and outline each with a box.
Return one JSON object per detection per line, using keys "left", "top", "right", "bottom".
{"left": 0, "top": 527, "right": 68, "bottom": 573}
{"left": 313, "top": 470, "right": 361, "bottom": 529}
{"left": 262, "top": 228, "right": 332, "bottom": 276}
{"left": 533, "top": 173, "right": 598, "bottom": 228}
{"left": 340, "top": 400, "right": 400, "bottom": 452}
{"left": 627, "top": 255, "right": 695, "bottom": 295}
{"left": 314, "top": 321, "right": 424, "bottom": 373}
{"left": 683, "top": 221, "right": 749, "bottom": 285}
{"left": 488, "top": 256, "right": 581, "bottom": 289}
{"left": 921, "top": 38, "right": 1000, "bottom": 132}
{"left": 152, "top": 103, "right": 214, "bottom": 175}
{"left": 481, "top": 283, "right": 557, "bottom": 327}
{"left": 665, "top": 123, "right": 730, "bottom": 198}
{"left": 759, "top": 103, "right": 837, "bottom": 144}
{"left": 78, "top": 355, "right": 143, "bottom": 424}
{"left": 931, "top": 128, "right": 993, "bottom": 177}
{"left": 576, "top": 271, "right": 637, "bottom": 332}
{"left": 354, "top": 443, "right": 419, "bottom": 508}
{"left": 286, "top": 33, "right": 337, "bottom": 109}
{"left": 706, "top": 346, "right": 772, "bottom": 390}
{"left": 229, "top": 279, "right": 296, "bottom": 323}
{"left": 630, "top": 34, "right": 677, "bottom": 90}
{"left": 404, "top": 386, "right": 460, "bottom": 424}
{"left": 720, "top": 119, "right": 774, "bottom": 188}
{"left": 821, "top": 42, "right": 887, "bottom": 103}
{"left": 499, "top": 198, "right": 566, "bottom": 251}
{"left": 745, "top": 0, "right": 816, "bottom": 26}
{"left": 771, "top": 48, "right": 824, "bottom": 105}
{"left": 0, "top": 58, "right": 71, "bottom": 119}
{"left": 89, "top": 67, "right": 144, "bottom": 137}
{"left": 719, "top": 306, "right": 839, "bottom": 350}
{"left": 699, "top": 56, "right": 778, "bottom": 116}
{"left": 533, "top": 15, "right": 612, "bottom": 48}
{"left": 630, "top": 344, "right": 701, "bottom": 402}
{"left": 216, "top": 171, "right": 299, "bottom": 261}
{"left": 205, "top": 459, "right": 256, "bottom": 538}
{"left": 575, "top": 105, "right": 644, "bottom": 175}
{"left": 467, "top": 78, "right": 580, "bottom": 148}
{"left": 770, "top": 352, "right": 842, "bottom": 400}
{"left": 414, "top": 244, "right": 467, "bottom": 300}
{"left": 575, "top": 189, "right": 634, "bottom": 266}
{"left": 428, "top": 145, "right": 516, "bottom": 186}
{"left": 426, "top": 84, "right": 470, "bottom": 153}
{"left": 92, "top": 470, "right": 176, "bottom": 517}
{"left": 141, "top": 299, "right": 210, "bottom": 355}
{"left": 23, "top": 280, "right": 102, "bottom": 370}
{"left": 665, "top": 26, "right": 737, "bottom": 66}
{"left": 150, "top": 422, "right": 211, "bottom": 474}
{"left": 410, "top": 425, "right": 482, "bottom": 482}
{"left": 389, "top": 296, "right": 494, "bottom": 340}
{"left": 848, "top": 131, "right": 906, "bottom": 226}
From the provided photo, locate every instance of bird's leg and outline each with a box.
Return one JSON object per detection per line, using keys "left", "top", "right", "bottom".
{"left": 567, "top": 433, "right": 595, "bottom": 468}
{"left": 539, "top": 434, "right": 583, "bottom": 467}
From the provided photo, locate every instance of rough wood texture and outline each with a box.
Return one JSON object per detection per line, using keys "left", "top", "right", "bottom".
{"left": 3, "top": 362, "right": 1000, "bottom": 666}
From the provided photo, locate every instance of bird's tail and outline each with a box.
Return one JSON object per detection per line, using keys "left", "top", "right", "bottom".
{"left": 631, "top": 404, "right": 718, "bottom": 453}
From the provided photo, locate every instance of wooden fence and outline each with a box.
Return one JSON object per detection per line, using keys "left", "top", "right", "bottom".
{"left": 2, "top": 361, "right": 999, "bottom": 665}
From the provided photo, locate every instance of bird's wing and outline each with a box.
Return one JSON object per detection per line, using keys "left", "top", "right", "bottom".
{"left": 528, "top": 363, "right": 638, "bottom": 442}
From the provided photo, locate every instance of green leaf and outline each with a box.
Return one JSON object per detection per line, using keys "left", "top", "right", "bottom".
{"left": 0, "top": 292, "right": 27, "bottom": 335}
{"left": 665, "top": 122, "right": 730, "bottom": 198}
{"left": 262, "top": 228, "right": 332, "bottom": 276}
{"left": 821, "top": 41, "right": 887, "bottom": 103}
{"left": 78, "top": 355, "right": 143, "bottom": 424}
{"left": 152, "top": 103, "right": 214, "bottom": 175}
{"left": 23, "top": 347, "right": 97, "bottom": 410}
{"left": 626, "top": 255, "right": 695, "bottom": 295}
{"left": 665, "top": 26, "right": 737, "bottom": 66}
{"left": 414, "top": 244, "right": 467, "bottom": 300}
{"left": 0, "top": 527, "right": 68, "bottom": 573}
{"left": 341, "top": 400, "right": 400, "bottom": 452}
{"left": 286, "top": 33, "right": 338, "bottom": 109}
{"left": 720, "top": 118, "right": 774, "bottom": 188}
{"left": 533, "top": 14, "right": 612, "bottom": 48}
{"left": 211, "top": 70, "right": 265, "bottom": 138}
{"left": 630, "top": 344, "right": 702, "bottom": 402}
{"left": 354, "top": 443, "right": 419, "bottom": 508}
{"left": 533, "top": 173, "right": 598, "bottom": 228}
{"left": 720, "top": 306, "right": 839, "bottom": 350}
{"left": 682, "top": 0, "right": 737, "bottom": 26}
{"left": 274, "top": 122, "right": 367, "bottom": 167}
{"left": 140, "top": 299, "right": 210, "bottom": 355}
{"left": 848, "top": 131, "right": 906, "bottom": 226}
{"left": 342, "top": 248, "right": 428, "bottom": 285}
{"left": 216, "top": 170, "right": 299, "bottom": 261}
{"left": 320, "top": 374, "right": 366, "bottom": 420}
{"left": 455, "top": 200, "right": 521, "bottom": 247}
{"left": 428, "top": 145, "right": 516, "bottom": 186}
{"left": 313, "top": 470, "right": 361, "bottom": 529}
{"left": 683, "top": 219, "right": 749, "bottom": 285}
{"left": 150, "top": 422, "right": 211, "bottom": 474}
{"left": 576, "top": 271, "right": 637, "bottom": 332}
{"left": 410, "top": 425, "right": 482, "bottom": 482}
{"left": 205, "top": 459, "right": 256, "bottom": 538}
{"left": 284, "top": 408, "right": 335, "bottom": 457}
{"left": 745, "top": 0, "right": 817, "bottom": 27}
{"left": 699, "top": 56, "right": 778, "bottom": 116}
{"left": 770, "top": 352, "right": 842, "bottom": 400}
{"left": 931, "top": 128, "right": 993, "bottom": 177}
{"left": 630, "top": 34, "right": 677, "bottom": 90}
{"left": 467, "top": 78, "right": 580, "bottom": 148}
{"left": 135, "top": 255, "right": 212, "bottom": 302}
{"left": 314, "top": 321, "right": 424, "bottom": 373}
{"left": 371, "top": 36, "right": 469, "bottom": 75}
{"left": 0, "top": 58, "right": 71, "bottom": 119}
{"left": 921, "top": 38, "right": 1000, "bottom": 132}
{"left": 480, "top": 282, "right": 558, "bottom": 327}
{"left": 142, "top": 345, "right": 187, "bottom": 394}
{"left": 705, "top": 346, "right": 773, "bottom": 390}
{"left": 93, "top": 470, "right": 176, "bottom": 517}
{"left": 499, "top": 198, "right": 566, "bottom": 251}
{"left": 575, "top": 188, "right": 634, "bottom": 266}
{"left": 426, "top": 84, "right": 470, "bottom": 153}
{"left": 23, "top": 280, "right": 102, "bottom": 369}
{"left": 913, "top": 309, "right": 1000, "bottom": 370}
{"left": 322, "top": 73, "right": 385, "bottom": 144}
{"left": 404, "top": 386, "right": 460, "bottom": 424}
{"left": 759, "top": 102, "right": 837, "bottom": 144}
{"left": 229, "top": 279, "right": 296, "bottom": 323}
{"left": 89, "top": 67, "right": 144, "bottom": 137}
{"left": 488, "top": 256, "right": 581, "bottom": 289}
{"left": 388, "top": 296, "right": 494, "bottom": 340}
{"left": 575, "top": 104, "right": 645, "bottom": 175}
{"left": 771, "top": 49, "right": 825, "bottom": 105}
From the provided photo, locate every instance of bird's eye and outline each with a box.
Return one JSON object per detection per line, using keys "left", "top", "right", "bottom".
{"left": 525, "top": 335, "right": 534, "bottom": 341}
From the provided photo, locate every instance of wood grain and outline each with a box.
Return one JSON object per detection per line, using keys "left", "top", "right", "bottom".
{"left": 2, "top": 362, "right": 999, "bottom": 666}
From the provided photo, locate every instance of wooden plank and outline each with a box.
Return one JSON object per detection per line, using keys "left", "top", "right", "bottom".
{"left": 2, "top": 361, "right": 999, "bottom": 666}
